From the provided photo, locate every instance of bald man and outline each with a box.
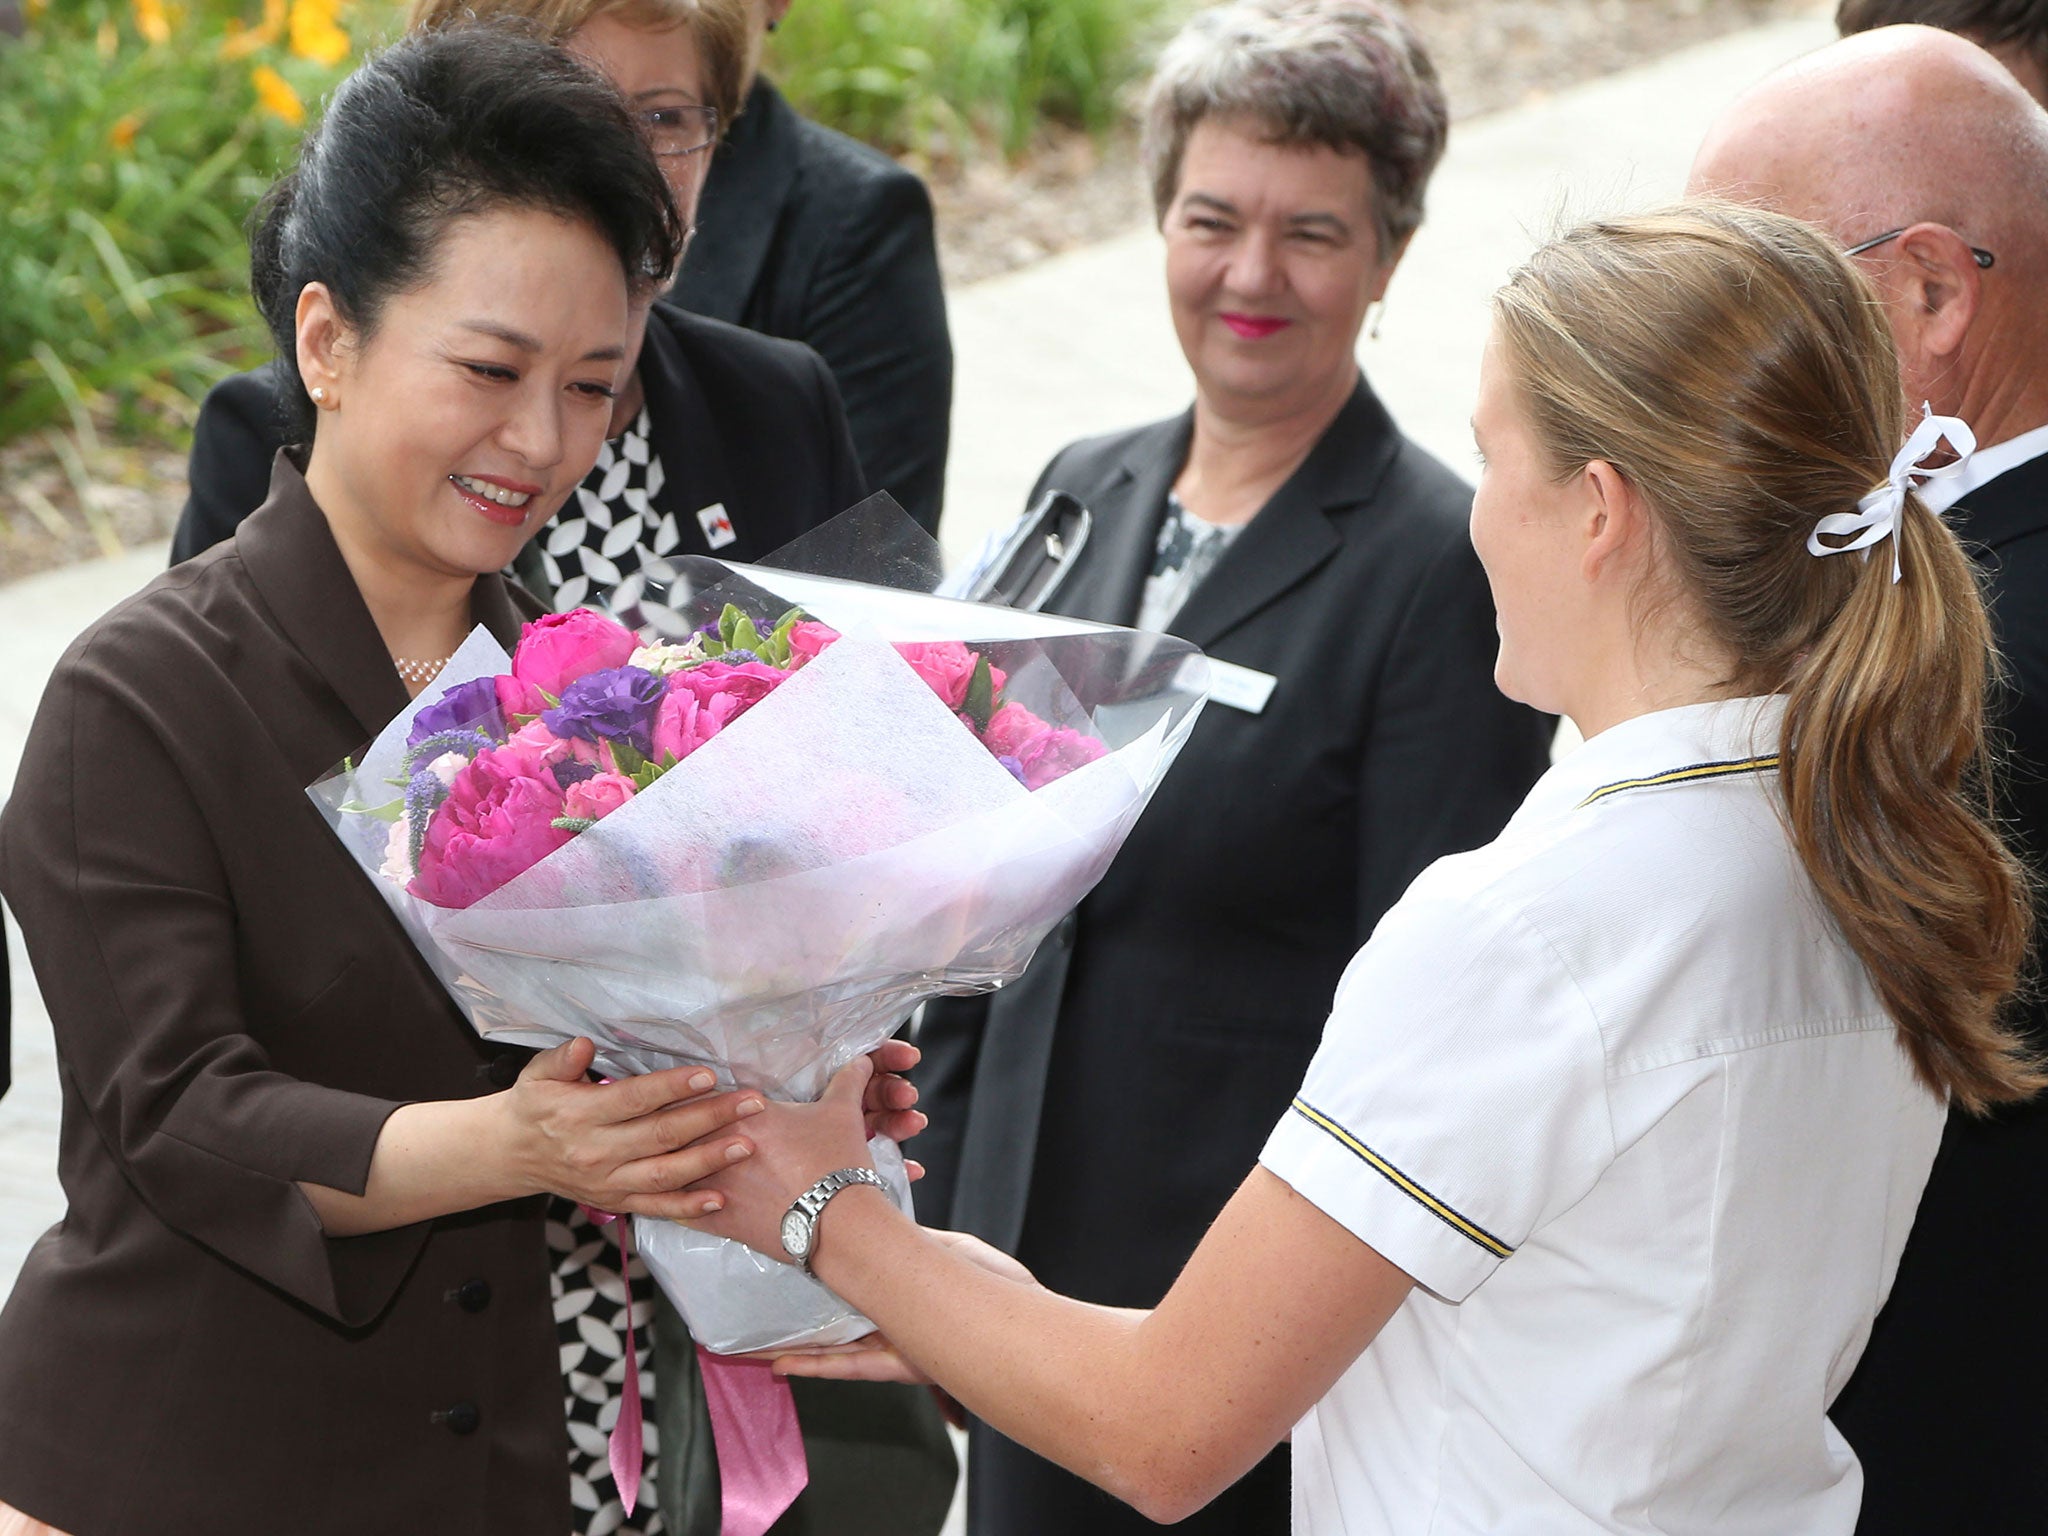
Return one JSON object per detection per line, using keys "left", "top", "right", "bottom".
{"left": 1693, "top": 26, "right": 2048, "bottom": 1536}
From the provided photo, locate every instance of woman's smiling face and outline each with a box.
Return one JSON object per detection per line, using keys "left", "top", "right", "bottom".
{"left": 298, "top": 204, "right": 631, "bottom": 579}
{"left": 1162, "top": 115, "right": 1395, "bottom": 421}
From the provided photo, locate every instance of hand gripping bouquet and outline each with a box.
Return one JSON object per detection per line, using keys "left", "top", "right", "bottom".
{"left": 309, "top": 500, "right": 1209, "bottom": 1351}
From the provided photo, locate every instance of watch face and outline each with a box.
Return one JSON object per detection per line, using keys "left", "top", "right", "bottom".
{"left": 781, "top": 1209, "right": 812, "bottom": 1261}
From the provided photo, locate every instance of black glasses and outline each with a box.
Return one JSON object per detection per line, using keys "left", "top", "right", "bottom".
{"left": 1844, "top": 226, "right": 1996, "bottom": 269}
{"left": 639, "top": 102, "right": 719, "bottom": 159}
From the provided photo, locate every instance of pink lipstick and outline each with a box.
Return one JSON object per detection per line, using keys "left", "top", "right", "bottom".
{"left": 1220, "top": 313, "right": 1292, "bottom": 340}
{"left": 448, "top": 471, "right": 542, "bottom": 528}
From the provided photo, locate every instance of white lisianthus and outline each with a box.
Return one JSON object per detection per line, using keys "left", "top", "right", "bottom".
{"left": 426, "top": 751, "right": 467, "bottom": 787}
{"left": 380, "top": 813, "right": 414, "bottom": 884}
{"left": 630, "top": 637, "right": 708, "bottom": 676}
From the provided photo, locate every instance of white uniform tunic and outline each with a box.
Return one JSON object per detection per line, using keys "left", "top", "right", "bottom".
{"left": 1260, "top": 696, "right": 1944, "bottom": 1534}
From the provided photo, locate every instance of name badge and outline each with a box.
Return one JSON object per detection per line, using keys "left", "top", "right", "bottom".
{"left": 696, "top": 502, "right": 737, "bottom": 550}
{"left": 1187, "top": 656, "right": 1278, "bottom": 715}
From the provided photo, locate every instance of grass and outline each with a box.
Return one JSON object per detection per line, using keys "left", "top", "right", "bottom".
{"left": 0, "top": 0, "right": 1161, "bottom": 536}
{"left": 752, "top": 0, "right": 1174, "bottom": 160}
{"left": 0, "top": 2, "right": 397, "bottom": 487}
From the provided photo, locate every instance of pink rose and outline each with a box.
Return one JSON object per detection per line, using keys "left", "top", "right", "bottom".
{"left": 507, "top": 716, "right": 602, "bottom": 773}
{"left": 562, "top": 771, "right": 638, "bottom": 823}
{"left": 652, "top": 688, "right": 736, "bottom": 764}
{"left": 411, "top": 740, "right": 573, "bottom": 908}
{"left": 1014, "top": 725, "right": 1106, "bottom": 789}
{"left": 495, "top": 673, "right": 549, "bottom": 722}
{"left": 650, "top": 660, "right": 791, "bottom": 764}
{"left": 895, "top": 641, "right": 1006, "bottom": 710}
{"left": 667, "top": 659, "right": 787, "bottom": 710}
{"left": 787, "top": 621, "right": 840, "bottom": 667}
{"left": 981, "top": 701, "right": 1045, "bottom": 759}
{"left": 511, "top": 609, "right": 639, "bottom": 699}
{"left": 979, "top": 702, "right": 1105, "bottom": 789}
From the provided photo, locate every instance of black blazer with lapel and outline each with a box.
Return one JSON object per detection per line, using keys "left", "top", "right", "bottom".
{"left": 911, "top": 378, "right": 1553, "bottom": 1307}
{"left": 1833, "top": 450, "right": 2048, "bottom": 1534}
{"left": 669, "top": 77, "right": 952, "bottom": 537}
{"left": 0, "top": 454, "right": 565, "bottom": 1536}
{"left": 171, "top": 303, "right": 868, "bottom": 571}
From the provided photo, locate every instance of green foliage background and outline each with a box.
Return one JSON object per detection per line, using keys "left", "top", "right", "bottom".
{"left": 0, "top": 0, "right": 1164, "bottom": 464}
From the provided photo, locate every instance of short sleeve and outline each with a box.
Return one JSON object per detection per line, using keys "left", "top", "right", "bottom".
{"left": 1260, "top": 878, "right": 1614, "bottom": 1301}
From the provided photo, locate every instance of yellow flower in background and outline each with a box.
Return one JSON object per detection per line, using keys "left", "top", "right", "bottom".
{"left": 132, "top": 0, "right": 170, "bottom": 46}
{"left": 25, "top": 0, "right": 46, "bottom": 19}
{"left": 288, "top": 0, "right": 351, "bottom": 67}
{"left": 96, "top": 19, "right": 117, "bottom": 56}
{"left": 109, "top": 112, "right": 145, "bottom": 152}
{"left": 252, "top": 64, "right": 306, "bottom": 125}
{"left": 220, "top": 0, "right": 288, "bottom": 61}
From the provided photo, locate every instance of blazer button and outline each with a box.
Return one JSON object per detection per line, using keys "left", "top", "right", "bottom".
{"left": 450, "top": 1278, "right": 492, "bottom": 1313}
{"left": 433, "top": 1401, "right": 481, "bottom": 1436}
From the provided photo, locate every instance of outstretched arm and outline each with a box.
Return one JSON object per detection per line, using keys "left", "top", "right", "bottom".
{"left": 687, "top": 1061, "right": 1413, "bottom": 1525}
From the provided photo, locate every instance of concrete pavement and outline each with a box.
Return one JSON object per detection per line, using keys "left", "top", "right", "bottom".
{"left": 0, "top": 5, "right": 1834, "bottom": 1295}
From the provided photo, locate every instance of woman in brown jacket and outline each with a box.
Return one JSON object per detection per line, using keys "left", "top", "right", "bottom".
{"left": 0, "top": 26, "right": 914, "bottom": 1536}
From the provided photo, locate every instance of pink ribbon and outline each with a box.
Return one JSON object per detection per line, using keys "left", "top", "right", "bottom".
{"left": 579, "top": 1205, "right": 647, "bottom": 1518}
{"left": 696, "top": 1346, "right": 810, "bottom": 1536}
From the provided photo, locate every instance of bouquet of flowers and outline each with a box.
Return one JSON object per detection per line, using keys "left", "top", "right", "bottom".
{"left": 310, "top": 516, "right": 1207, "bottom": 1351}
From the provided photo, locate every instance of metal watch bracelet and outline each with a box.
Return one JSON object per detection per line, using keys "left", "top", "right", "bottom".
{"left": 780, "top": 1166, "right": 888, "bottom": 1272}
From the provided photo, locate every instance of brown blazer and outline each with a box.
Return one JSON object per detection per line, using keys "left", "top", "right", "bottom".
{"left": 0, "top": 455, "right": 564, "bottom": 1536}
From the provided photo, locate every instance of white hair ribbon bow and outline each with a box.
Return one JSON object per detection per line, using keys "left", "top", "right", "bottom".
{"left": 1806, "top": 403, "right": 1976, "bottom": 582}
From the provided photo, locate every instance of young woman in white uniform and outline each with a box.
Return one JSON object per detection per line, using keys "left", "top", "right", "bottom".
{"left": 669, "top": 203, "right": 2041, "bottom": 1533}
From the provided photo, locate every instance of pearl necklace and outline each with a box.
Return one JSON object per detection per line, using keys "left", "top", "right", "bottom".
{"left": 394, "top": 654, "right": 454, "bottom": 687}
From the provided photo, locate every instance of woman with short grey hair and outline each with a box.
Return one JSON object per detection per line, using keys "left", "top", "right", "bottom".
{"left": 1142, "top": 0, "right": 1449, "bottom": 255}
{"left": 909, "top": 2, "right": 1550, "bottom": 1533}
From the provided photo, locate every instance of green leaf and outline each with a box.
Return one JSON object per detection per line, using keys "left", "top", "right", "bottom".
{"left": 609, "top": 741, "right": 648, "bottom": 777}
{"left": 339, "top": 798, "right": 405, "bottom": 822}
{"left": 963, "top": 653, "right": 996, "bottom": 734}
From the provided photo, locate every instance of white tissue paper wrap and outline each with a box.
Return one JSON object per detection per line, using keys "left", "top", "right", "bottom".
{"left": 309, "top": 523, "right": 1208, "bottom": 1352}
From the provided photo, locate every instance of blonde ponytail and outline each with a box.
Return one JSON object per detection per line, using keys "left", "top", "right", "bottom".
{"left": 1495, "top": 202, "right": 2039, "bottom": 1112}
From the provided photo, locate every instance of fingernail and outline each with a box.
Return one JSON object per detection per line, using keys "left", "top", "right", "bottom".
{"left": 726, "top": 1141, "right": 752, "bottom": 1162}
{"left": 738, "top": 1098, "right": 765, "bottom": 1117}
{"left": 700, "top": 1195, "right": 723, "bottom": 1213}
{"left": 689, "top": 1071, "right": 715, "bottom": 1092}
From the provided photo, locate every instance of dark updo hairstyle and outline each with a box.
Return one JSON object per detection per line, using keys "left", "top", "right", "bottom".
{"left": 249, "top": 18, "right": 684, "bottom": 440}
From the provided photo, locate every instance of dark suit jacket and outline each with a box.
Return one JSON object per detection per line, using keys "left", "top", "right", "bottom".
{"left": 670, "top": 77, "right": 951, "bottom": 536}
{"left": 911, "top": 378, "right": 1553, "bottom": 1307}
{"left": 1833, "top": 449, "right": 2048, "bottom": 1534}
{"left": 171, "top": 302, "right": 868, "bottom": 571}
{"left": 0, "top": 454, "right": 564, "bottom": 1536}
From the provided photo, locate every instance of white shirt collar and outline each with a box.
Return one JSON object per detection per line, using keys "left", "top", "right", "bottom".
{"left": 1920, "top": 420, "right": 2048, "bottom": 512}
{"left": 1515, "top": 695, "right": 1786, "bottom": 825}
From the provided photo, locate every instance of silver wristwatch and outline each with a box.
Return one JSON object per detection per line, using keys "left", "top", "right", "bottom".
{"left": 780, "top": 1167, "right": 888, "bottom": 1272}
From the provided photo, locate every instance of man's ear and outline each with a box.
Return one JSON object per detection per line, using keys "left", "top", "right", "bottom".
{"left": 1890, "top": 222, "right": 1982, "bottom": 364}
{"left": 295, "top": 281, "right": 350, "bottom": 405}
{"left": 1579, "top": 459, "right": 1647, "bottom": 586}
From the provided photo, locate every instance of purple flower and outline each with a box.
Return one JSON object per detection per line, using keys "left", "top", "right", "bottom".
{"left": 542, "top": 665, "right": 667, "bottom": 760}
{"left": 997, "top": 754, "right": 1026, "bottom": 785}
{"left": 408, "top": 676, "right": 506, "bottom": 748}
{"left": 402, "top": 727, "right": 497, "bottom": 776}
{"left": 551, "top": 758, "right": 600, "bottom": 790}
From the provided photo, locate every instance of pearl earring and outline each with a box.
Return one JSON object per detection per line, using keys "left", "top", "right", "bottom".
{"left": 311, "top": 387, "right": 327, "bottom": 404}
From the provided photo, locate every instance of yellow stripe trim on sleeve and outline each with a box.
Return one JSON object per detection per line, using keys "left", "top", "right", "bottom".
{"left": 1289, "top": 1097, "right": 1514, "bottom": 1260}
{"left": 1576, "top": 754, "right": 1779, "bottom": 809}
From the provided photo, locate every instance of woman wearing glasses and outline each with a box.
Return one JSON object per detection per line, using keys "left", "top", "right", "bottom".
{"left": 171, "top": 0, "right": 869, "bottom": 613}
